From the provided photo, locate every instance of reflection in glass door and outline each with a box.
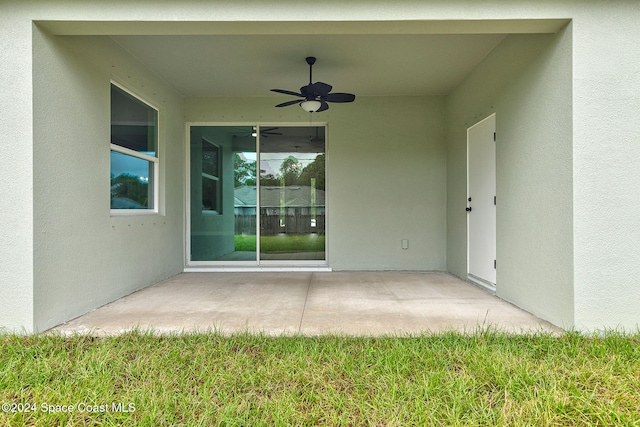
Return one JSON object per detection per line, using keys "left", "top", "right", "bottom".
{"left": 190, "top": 126, "right": 257, "bottom": 262}
{"left": 259, "top": 126, "right": 326, "bottom": 261}
{"left": 189, "top": 125, "right": 325, "bottom": 264}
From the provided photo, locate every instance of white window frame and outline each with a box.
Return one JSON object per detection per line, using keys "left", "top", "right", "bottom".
{"left": 110, "top": 81, "right": 160, "bottom": 215}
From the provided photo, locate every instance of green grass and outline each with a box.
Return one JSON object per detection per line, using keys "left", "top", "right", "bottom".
{"left": 235, "top": 234, "right": 325, "bottom": 253}
{"left": 1, "top": 330, "right": 639, "bottom": 426}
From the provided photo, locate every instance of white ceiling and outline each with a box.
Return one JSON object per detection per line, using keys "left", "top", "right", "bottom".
{"left": 111, "top": 33, "right": 508, "bottom": 98}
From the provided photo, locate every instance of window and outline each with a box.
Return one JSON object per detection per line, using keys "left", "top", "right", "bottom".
{"left": 110, "top": 83, "right": 158, "bottom": 212}
{"left": 201, "top": 139, "right": 221, "bottom": 213}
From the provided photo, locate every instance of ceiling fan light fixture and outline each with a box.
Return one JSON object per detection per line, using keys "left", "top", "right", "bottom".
{"left": 301, "top": 100, "right": 322, "bottom": 112}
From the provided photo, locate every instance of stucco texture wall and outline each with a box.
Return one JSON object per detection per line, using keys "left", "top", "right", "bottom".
{"left": 31, "top": 32, "right": 185, "bottom": 331}
{"left": 446, "top": 29, "right": 574, "bottom": 328}
{"left": 184, "top": 96, "right": 447, "bottom": 271}
{"left": 571, "top": 5, "right": 640, "bottom": 331}
{"left": 0, "top": 7, "right": 34, "bottom": 332}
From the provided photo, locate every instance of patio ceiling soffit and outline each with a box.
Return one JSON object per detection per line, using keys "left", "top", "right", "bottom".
{"left": 35, "top": 19, "right": 570, "bottom": 36}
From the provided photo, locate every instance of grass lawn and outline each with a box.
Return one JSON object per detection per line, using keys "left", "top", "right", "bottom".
{"left": 235, "top": 234, "right": 325, "bottom": 253}
{"left": 1, "top": 330, "right": 639, "bottom": 426}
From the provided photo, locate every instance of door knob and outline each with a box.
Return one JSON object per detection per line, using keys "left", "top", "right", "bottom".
{"left": 466, "top": 207, "right": 472, "bottom": 212}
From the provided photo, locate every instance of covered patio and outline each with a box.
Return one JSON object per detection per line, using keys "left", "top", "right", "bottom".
{"left": 52, "top": 272, "right": 558, "bottom": 336}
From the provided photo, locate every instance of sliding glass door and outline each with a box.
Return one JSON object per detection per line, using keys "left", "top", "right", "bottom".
{"left": 259, "top": 126, "right": 325, "bottom": 261}
{"left": 188, "top": 125, "right": 325, "bottom": 265}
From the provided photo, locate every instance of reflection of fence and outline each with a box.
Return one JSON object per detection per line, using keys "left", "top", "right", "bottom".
{"left": 235, "top": 215, "right": 256, "bottom": 235}
{"left": 235, "top": 215, "right": 325, "bottom": 235}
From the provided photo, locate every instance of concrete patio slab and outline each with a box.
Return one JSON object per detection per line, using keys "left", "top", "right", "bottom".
{"left": 51, "top": 271, "right": 560, "bottom": 336}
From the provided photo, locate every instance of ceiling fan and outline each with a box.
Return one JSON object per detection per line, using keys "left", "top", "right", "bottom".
{"left": 271, "top": 57, "right": 356, "bottom": 112}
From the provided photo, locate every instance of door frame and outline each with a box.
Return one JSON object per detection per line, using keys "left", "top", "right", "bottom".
{"left": 466, "top": 114, "right": 497, "bottom": 291}
{"left": 184, "top": 122, "right": 330, "bottom": 271}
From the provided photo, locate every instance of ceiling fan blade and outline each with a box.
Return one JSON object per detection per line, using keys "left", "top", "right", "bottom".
{"left": 309, "top": 81, "right": 332, "bottom": 96}
{"left": 317, "top": 100, "right": 329, "bottom": 112}
{"left": 271, "top": 89, "right": 303, "bottom": 97}
{"left": 275, "top": 99, "right": 303, "bottom": 108}
{"left": 325, "top": 92, "right": 356, "bottom": 103}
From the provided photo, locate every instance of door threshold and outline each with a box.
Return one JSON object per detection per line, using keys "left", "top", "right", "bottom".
{"left": 184, "top": 266, "right": 332, "bottom": 273}
{"left": 467, "top": 274, "right": 496, "bottom": 293}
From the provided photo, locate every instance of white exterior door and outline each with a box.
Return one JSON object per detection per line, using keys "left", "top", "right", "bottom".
{"left": 467, "top": 114, "right": 496, "bottom": 287}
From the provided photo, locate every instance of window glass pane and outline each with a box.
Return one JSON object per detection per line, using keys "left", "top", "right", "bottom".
{"left": 110, "top": 151, "right": 153, "bottom": 209}
{"left": 111, "top": 84, "right": 158, "bottom": 156}
{"left": 202, "top": 177, "right": 218, "bottom": 211}
{"left": 201, "top": 139, "right": 221, "bottom": 212}
{"left": 202, "top": 142, "right": 219, "bottom": 177}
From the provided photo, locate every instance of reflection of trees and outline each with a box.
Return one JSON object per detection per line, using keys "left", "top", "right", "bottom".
{"left": 260, "top": 173, "right": 280, "bottom": 187}
{"left": 298, "top": 154, "right": 325, "bottom": 190}
{"left": 259, "top": 154, "right": 325, "bottom": 190}
{"left": 234, "top": 153, "right": 256, "bottom": 187}
{"left": 280, "top": 155, "right": 303, "bottom": 186}
{"left": 244, "top": 153, "right": 325, "bottom": 189}
{"left": 111, "top": 174, "right": 148, "bottom": 207}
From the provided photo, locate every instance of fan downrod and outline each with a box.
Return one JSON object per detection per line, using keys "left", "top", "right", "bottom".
{"left": 306, "top": 57, "right": 316, "bottom": 84}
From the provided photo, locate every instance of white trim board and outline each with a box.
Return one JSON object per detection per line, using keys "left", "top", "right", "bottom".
{"left": 184, "top": 267, "right": 332, "bottom": 273}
